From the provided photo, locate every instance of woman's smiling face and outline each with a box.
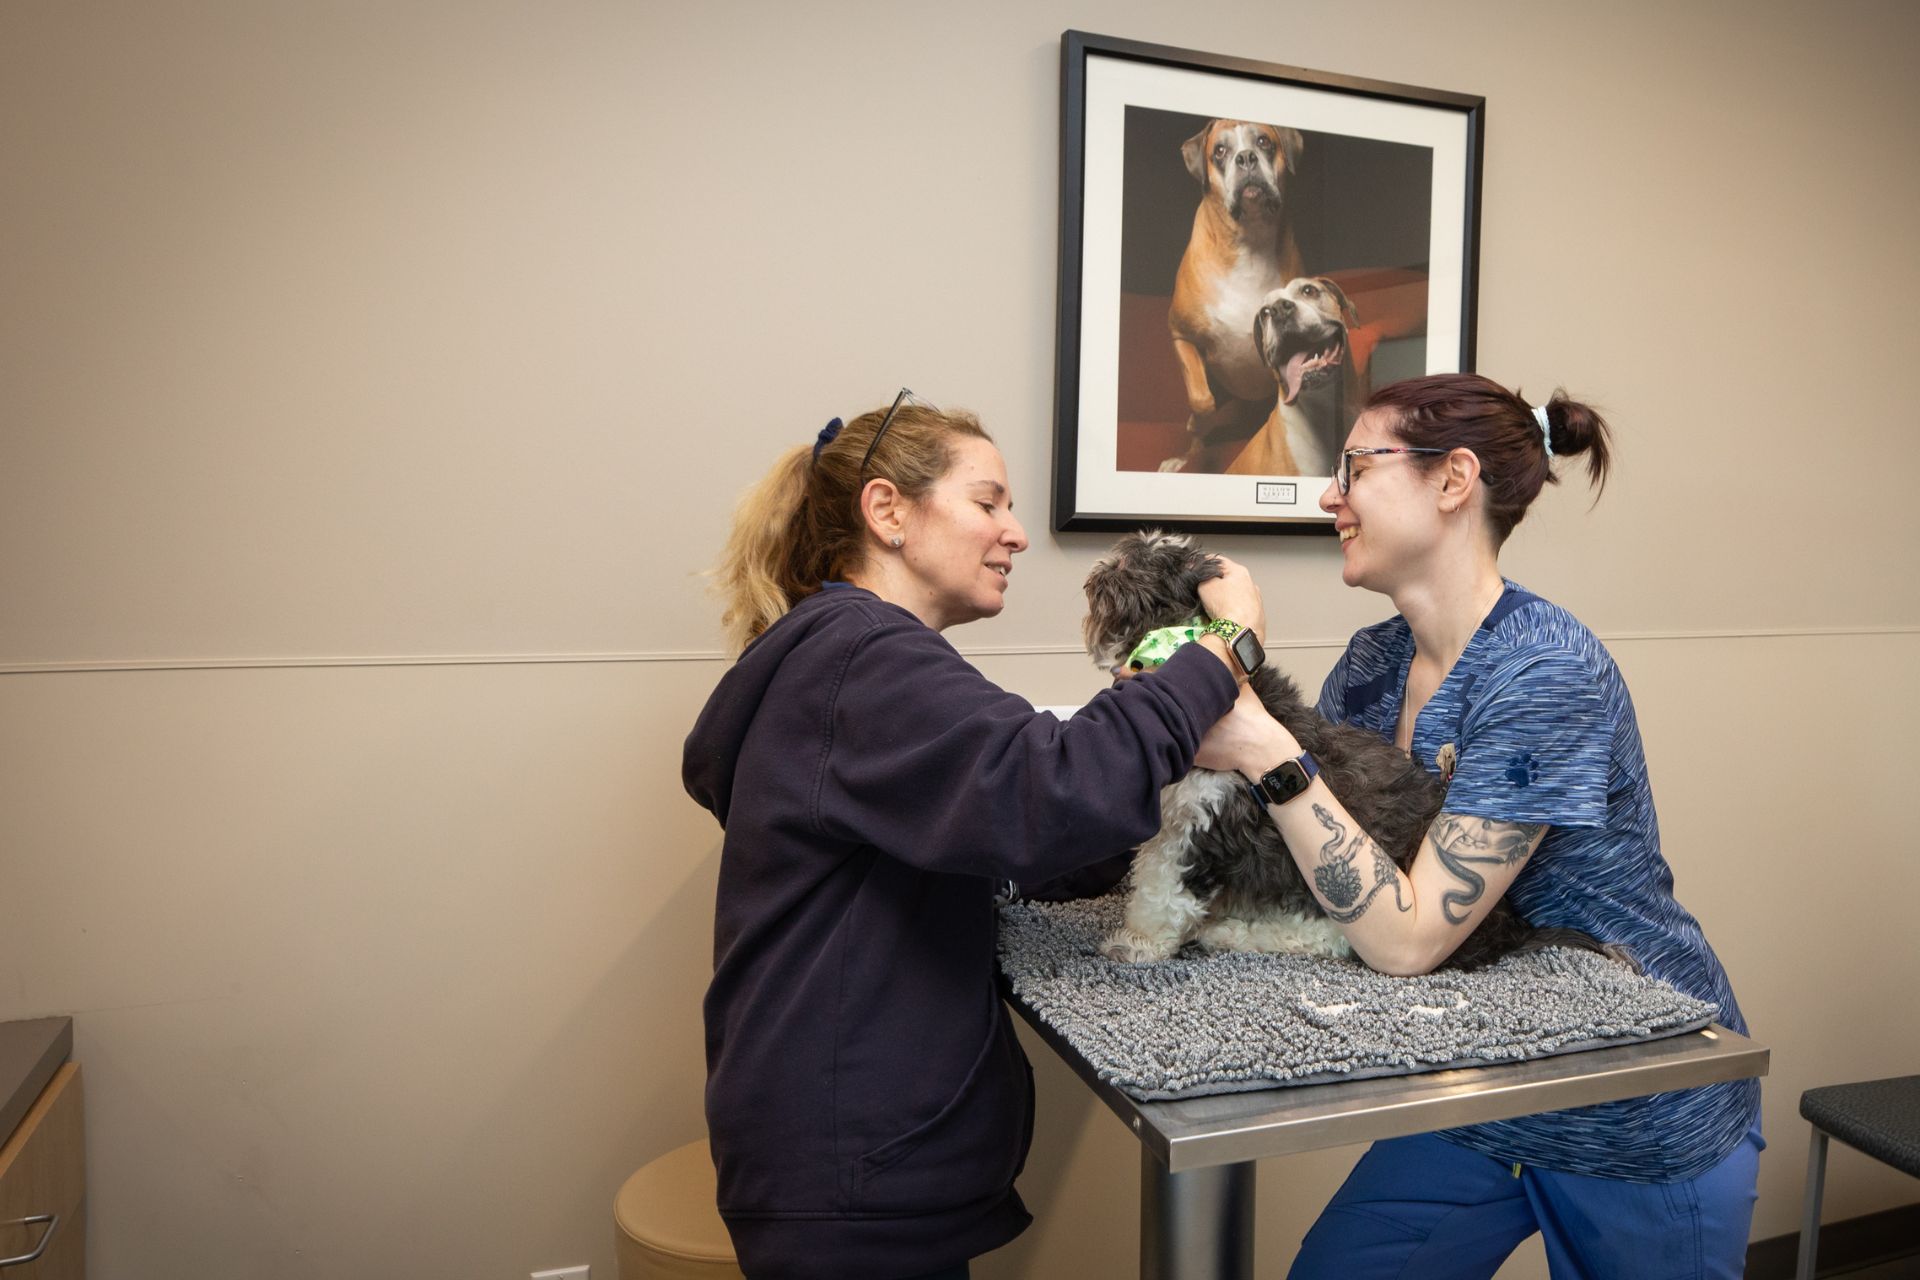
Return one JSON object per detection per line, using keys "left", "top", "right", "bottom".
{"left": 1319, "top": 409, "right": 1450, "bottom": 596}
{"left": 895, "top": 437, "right": 1029, "bottom": 630}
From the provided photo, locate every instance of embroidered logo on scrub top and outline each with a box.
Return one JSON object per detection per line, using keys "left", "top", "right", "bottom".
{"left": 1505, "top": 752, "right": 1540, "bottom": 786}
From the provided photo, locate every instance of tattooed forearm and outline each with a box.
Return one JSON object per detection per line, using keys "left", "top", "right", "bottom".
{"left": 1431, "top": 816, "right": 1545, "bottom": 924}
{"left": 1310, "top": 804, "right": 1363, "bottom": 912}
{"left": 1373, "top": 844, "right": 1413, "bottom": 913}
{"left": 1309, "top": 803, "right": 1412, "bottom": 924}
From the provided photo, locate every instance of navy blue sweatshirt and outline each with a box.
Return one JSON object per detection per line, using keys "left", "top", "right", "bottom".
{"left": 682, "top": 585, "right": 1236, "bottom": 1279}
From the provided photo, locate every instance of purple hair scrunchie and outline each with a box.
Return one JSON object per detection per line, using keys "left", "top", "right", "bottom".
{"left": 812, "top": 417, "right": 843, "bottom": 462}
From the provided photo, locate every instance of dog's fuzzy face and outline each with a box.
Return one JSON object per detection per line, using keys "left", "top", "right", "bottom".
{"left": 1083, "top": 531, "right": 1223, "bottom": 672}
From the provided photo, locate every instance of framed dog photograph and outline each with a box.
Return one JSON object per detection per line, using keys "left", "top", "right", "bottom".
{"left": 1050, "top": 31, "right": 1485, "bottom": 534}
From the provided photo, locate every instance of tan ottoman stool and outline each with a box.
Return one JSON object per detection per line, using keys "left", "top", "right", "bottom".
{"left": 614, "top": 1138, "right": 743, "bottom": 1280}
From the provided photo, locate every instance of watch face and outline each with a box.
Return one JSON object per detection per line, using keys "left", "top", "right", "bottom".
{"left": 1260, "top": 760, "right": 1308, "bottom": 804}
{"left": 1231, "top": 629, "right": 1264, "bottom": 673}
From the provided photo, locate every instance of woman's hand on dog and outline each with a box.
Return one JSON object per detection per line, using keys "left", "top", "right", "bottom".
{"left": 1195, "top": 683, "right": 1302, "bottom": 778}
{"left": 1198, "top": 557, "right": 1266, "bottom": 642}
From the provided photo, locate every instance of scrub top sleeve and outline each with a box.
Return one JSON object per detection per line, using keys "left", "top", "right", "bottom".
{"left": 1315, "top": 648, "right": 1353, "bottom": 723}
{"left": 1442, "top": 650, "right": 1613, "bottom": 829}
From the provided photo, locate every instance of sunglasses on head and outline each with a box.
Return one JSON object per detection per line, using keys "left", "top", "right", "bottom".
{"left": 859, "top": 387, "right": 939, "bottom": 476}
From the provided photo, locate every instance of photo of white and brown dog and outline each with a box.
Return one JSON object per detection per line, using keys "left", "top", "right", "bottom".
{"left": 1163, "top": 119, "right": 1306, "bottom": 472}
{"left": 1226, "top": 276, "right": 1367, "bottom": 479}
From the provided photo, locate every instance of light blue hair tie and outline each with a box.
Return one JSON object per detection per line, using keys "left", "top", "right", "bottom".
{"left": 1532, "top": 404, "right": 1554, "bottom": 458}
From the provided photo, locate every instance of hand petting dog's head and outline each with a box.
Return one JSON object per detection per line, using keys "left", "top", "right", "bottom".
{"left": 1082, "top": 531, "right": 1223, "bottom": 673}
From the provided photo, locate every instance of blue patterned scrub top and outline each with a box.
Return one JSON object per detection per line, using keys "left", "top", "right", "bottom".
{"left": 1316, "top": 581, "right": 1760, "bottom": 1181}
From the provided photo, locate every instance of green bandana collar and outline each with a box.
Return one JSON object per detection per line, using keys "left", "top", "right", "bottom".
{"left": 1126, "top": 618, "right": 1208, "bottom": 671}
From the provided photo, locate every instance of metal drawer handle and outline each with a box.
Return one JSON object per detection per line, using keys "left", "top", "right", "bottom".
{"left": 0, "top": 1214, "right": 58, "bottom": 1269}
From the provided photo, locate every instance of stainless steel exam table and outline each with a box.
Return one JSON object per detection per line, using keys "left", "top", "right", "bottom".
{"left": 1007, "top": 997, "right": 1769, "bottom": 1280}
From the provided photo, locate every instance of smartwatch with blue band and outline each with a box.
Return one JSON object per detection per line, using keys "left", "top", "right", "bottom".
{"left": 1249, "top": 751, "right": 1320, "bottom": 807}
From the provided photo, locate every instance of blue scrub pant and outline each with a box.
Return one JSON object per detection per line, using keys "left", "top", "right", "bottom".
{"left": 1288, "top": 1128, "right": 1763, "bottom": 1280}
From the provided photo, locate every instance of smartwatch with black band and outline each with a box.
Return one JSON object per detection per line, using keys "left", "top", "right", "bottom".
{"left": 1249, "top": 751, "right": 1321, "bottom": 807}
{"left": 1202, "top": 617, "right": 1266, "bottom": 678}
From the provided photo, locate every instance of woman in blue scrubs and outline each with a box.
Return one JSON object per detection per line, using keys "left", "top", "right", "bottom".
{"left": 1194, "top": 373, "right": 1762, "bottom": 1279}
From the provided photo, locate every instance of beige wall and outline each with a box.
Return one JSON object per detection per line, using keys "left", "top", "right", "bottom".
{"left": 1, "top": 1, "right": 1914, "bottom": 1276}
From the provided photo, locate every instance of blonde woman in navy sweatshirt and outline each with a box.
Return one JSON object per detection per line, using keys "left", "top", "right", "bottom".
{"left": 684, "top": 395, "right": 1257, "bottom": 1280}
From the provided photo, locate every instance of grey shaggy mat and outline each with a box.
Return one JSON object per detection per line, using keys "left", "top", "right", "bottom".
{"left": 998, "top": 894, "right": 1718, "bottom": 1101}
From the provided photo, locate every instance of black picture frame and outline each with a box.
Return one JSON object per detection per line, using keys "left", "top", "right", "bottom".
{"left": 1051, "top": 31, "right": 1485, "bottom": 535}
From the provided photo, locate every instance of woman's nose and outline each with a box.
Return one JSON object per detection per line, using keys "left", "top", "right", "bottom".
{"left": 1005, "top": 513, "right": 1029, "bottom": 552}
{"left": 1317, "top": 476, "right": 1343, "bottom": 514}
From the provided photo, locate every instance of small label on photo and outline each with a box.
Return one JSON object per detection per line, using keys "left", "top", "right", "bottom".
{"left": 1254, "top": 482, "right": 1297, "bottom": 505}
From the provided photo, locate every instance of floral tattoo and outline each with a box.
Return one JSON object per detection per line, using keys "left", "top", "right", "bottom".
{"left": 1310, "top": 804, "right": 1413, "bottom": 924}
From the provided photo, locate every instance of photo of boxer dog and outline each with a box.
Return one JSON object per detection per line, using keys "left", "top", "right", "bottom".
{"left": 1163, "top": 119, "right": 1306, "bottom": 473}
{"left": 1226, "top": 276, "right": 1368, "bottom": 479}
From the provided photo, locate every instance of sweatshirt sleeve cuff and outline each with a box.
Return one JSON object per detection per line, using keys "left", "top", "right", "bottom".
{"left": 1160, "top": 639, "right": 1240, "bottom": 719}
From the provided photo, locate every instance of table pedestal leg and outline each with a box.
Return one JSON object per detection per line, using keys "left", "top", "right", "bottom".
{"left": 1140, "top": 1149, "right": 1254, "bottom": 1280}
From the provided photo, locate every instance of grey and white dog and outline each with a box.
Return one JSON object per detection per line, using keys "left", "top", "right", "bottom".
{"left": 1084, "top": 530, "right": 1609, "bottom": 970}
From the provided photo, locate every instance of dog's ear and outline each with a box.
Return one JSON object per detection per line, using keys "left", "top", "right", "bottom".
{"left": 1178, "top": 545, "right": 1224, "bottom": 617}
{"left": 1277, "top": 127, "right": 1305, "bottom": 174}
{"left": 1181, "top": 124, "right": 1215, "bottom": 189}
{"left": 1319, "top": 276, "right": 1359, "bottom": 326}
{"left": 1080, "top": 556, "right": 1111, "bottom": 660}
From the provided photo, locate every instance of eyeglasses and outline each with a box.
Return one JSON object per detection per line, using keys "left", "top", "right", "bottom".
{"left": 859, "top": 387, "right": 937, "bottom": 476}
{"left": 1332, "top": 447, "right": 1453, "bottom": 495}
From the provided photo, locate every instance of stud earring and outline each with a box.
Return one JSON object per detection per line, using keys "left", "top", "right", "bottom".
{"left": 890, "top": 536, "right": 904, "bottom": 548}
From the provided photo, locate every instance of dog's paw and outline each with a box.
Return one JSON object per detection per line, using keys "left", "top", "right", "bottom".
{"left": 1100, "top": 928, "right": 1179, "bottom": 964}
{"left": 1198, "top": 913, "right": 1354, "bottom": 959}
{"left": 1195, "top": 917, "right": 1256, "bottom": 953}
{"left": 1156, "top": 456, "right": 1188, "bottom": 473}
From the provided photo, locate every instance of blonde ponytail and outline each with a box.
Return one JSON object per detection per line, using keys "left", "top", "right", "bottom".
{"left": 713, "top": 444, "right": 812, "bottom": 655}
